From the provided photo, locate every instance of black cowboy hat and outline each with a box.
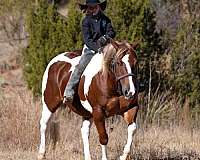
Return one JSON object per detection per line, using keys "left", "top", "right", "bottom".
{"left": 78, "top": 0, "right": 107, "bottom": 11}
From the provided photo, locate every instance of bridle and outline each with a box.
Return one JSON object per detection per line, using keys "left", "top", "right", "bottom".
{"left": 111, "top": 59, "right": 137, "bottom": 81}
{"left": 110, "top": 50, "right": 137, "bottom": 81}
{"left": 110, "top": 55, "right": 137, "bottom": 95}
{"left": 116, "top": 73, "right": 136, "bottom": 82}
{"left": 107, "top": 39, "right": 139, "bottom": 96}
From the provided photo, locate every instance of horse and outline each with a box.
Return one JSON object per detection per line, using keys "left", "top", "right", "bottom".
{"left": 38, "top": 40, "right": 139, "bottom": 160}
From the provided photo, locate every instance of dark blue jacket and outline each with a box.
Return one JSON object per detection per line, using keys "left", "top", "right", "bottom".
{"left": 82, "top": 12, "right": 116, "bottom": 52}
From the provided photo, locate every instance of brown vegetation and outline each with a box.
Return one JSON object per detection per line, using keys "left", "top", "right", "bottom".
{"left": 0, "top": 84, "right": 199, "bottom": 160}
{"left": 0, "top": 0, "right": 199, "bottom": 159}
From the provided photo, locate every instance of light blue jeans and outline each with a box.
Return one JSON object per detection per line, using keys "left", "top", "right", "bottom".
{"left": 64, "top": 45, "right": 96, "bottom": 98}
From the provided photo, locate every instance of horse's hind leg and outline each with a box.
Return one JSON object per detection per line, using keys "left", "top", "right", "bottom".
{"left": 81, "top": 118, "right": 92, "bottom": 160}
{"left": 120, "top": 107, "right": 138, "bottom": 160}
{"left": 38, "top": 102, "right": 52, "bottom": 159}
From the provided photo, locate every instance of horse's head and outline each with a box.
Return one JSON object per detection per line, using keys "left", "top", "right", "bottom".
{"left": 103, "top": 40, "right": 138, "bottom": 99}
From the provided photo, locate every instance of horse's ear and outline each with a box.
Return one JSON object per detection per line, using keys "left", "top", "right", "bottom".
{"left": 110, "top": 39, "right": 119, "bottom": 50}
{"left": 131, "top": 42, "right": 139, "bottom": 49}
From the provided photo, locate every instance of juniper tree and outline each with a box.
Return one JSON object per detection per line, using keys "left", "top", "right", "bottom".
{"left": 23, "top": 0, "right": 83, "bottom": 96}
{"left": 107, "top": 0, "right": 165, "bottom": 92}
{"left": 171, "top": 19, "right": 200, "bottom": 104}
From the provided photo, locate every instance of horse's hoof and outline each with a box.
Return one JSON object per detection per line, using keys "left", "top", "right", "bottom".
{"left": 38, "top": 153, "right": 46, "bottom": 160}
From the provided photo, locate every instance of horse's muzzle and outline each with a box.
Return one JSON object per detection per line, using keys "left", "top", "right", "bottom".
{"left": 123, "top": 89, "right": 135, "bottom": 99}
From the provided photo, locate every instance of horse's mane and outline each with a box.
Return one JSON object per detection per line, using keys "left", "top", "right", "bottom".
{"left": 102, "top": 41, "right": 132, "bottom": 72}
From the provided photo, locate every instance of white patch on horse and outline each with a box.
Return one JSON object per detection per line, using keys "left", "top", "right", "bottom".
{"left": 38, "top": 101, "right": 52, "bottom": 157}
{"left": 120, "top": 122, "right": 136, "bottom": 160}
{"left": 81, "top": 100, "right": 93, "bottom": 113}
{"left": 122, "top": 54, "right": 135, "bottom": 95}
{"left": 83, "top": 53, "right": 103, "bottom": 95}
{"left": 41, "top": 48, "right": 102, "bottom": 113}
{"left": 39, "top": 52, "right": 84, "bottom": 158}
{"left": 40, "top": 53, "right": 76, "bottom": 158}
{"left": 42, "top": 52, "right": 80, "bottom": 94}
{"left": 81, "top": 120, "right": 92, "bottom": 160}
{"left": 101, "top": 145, "right": 108, "bottom": 160}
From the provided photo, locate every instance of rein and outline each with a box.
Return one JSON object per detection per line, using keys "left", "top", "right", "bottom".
{"left": 110, "top": 57, "right": 136, "bottom": 82}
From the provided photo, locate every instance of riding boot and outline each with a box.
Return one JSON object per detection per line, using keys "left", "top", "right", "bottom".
{"left": 64, "top": 45, "right": 96, "bottom": 102}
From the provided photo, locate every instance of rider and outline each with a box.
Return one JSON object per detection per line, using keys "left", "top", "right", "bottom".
{"left": 64, "top": 0, "right": 116, "bottom": 102}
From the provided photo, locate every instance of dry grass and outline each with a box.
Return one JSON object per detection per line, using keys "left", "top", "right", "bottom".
{"left": 0, "top": 86, "right": 200, "bottom": 160}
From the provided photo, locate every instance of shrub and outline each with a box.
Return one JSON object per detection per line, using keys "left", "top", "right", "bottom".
{"left": 23, "top": 0, "right": 83, "bottom": 96}
{"left": 107, "top": 0, "right": 165, "bottom": 92}
{"left": 170, "top": 18, "right": 200, "bottom": 104}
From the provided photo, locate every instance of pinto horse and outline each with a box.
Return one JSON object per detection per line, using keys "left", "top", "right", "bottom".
{"left": 38, "top": 40, "right": 139, "bottom": 160}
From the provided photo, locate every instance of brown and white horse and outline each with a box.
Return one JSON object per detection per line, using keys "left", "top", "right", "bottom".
{"left": 38, "top": 40, "right": 139, "bottom": 160}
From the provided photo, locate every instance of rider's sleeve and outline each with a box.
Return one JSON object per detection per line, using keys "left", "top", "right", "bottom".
{"left": 105, "top": 18, "right": 116, "bottom": 39}
{"left": 82, "top": 18, "right": 99, "bottom": 52}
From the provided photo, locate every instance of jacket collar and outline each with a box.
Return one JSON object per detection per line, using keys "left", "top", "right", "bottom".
{"left": 90, "top": 11, "right": 103, "bottom": 20}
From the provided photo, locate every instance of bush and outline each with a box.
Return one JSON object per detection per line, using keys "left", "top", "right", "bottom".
{"left": 170, "top": 18, "right": 200, "bottom": 104}
{"left": 107, "top": 0, "right": 165, "bottom": 92}
{"left": 23, "top": 0, "right": 83, "bottom": 96}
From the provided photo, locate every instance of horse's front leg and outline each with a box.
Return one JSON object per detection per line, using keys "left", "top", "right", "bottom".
{"left": 81, "top": 118, "right": 92, "bottom": 160}
{"left": 93, "top": 107, "right": 108, "bottom": 160}
{"left": 120, "top": 107, "right": 138, "bottom": 160}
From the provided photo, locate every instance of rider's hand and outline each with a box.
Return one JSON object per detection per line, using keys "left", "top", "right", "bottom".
{"left": 97, "top": 35, "right": 110, "bottom": 47}
{"left": 98, "top": 47, "right": 103, "bottom": 54}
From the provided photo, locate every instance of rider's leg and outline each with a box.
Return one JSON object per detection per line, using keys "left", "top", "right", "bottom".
{"left": 64, "top": 45, "right": 96, "bottom": 101}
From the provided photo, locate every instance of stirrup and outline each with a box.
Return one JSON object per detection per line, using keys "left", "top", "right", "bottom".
{"left": 63, "top": 96, "right": 73, "bottom": 104}
{"left": 63, "top": 97, "right": 66, "bottom": 104}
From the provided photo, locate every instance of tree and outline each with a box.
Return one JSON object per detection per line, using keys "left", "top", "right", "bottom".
{"left": 169, "top": 0, "right": 200, "bottom": 105}
{"left": 107, "top": 0, "right": 165, "bottom": 92}
{"left": 170, "top": 19, "right": 200, "bottom": 104}
{"left": 23, "top": 0, "right": 83, "bottom": 96}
